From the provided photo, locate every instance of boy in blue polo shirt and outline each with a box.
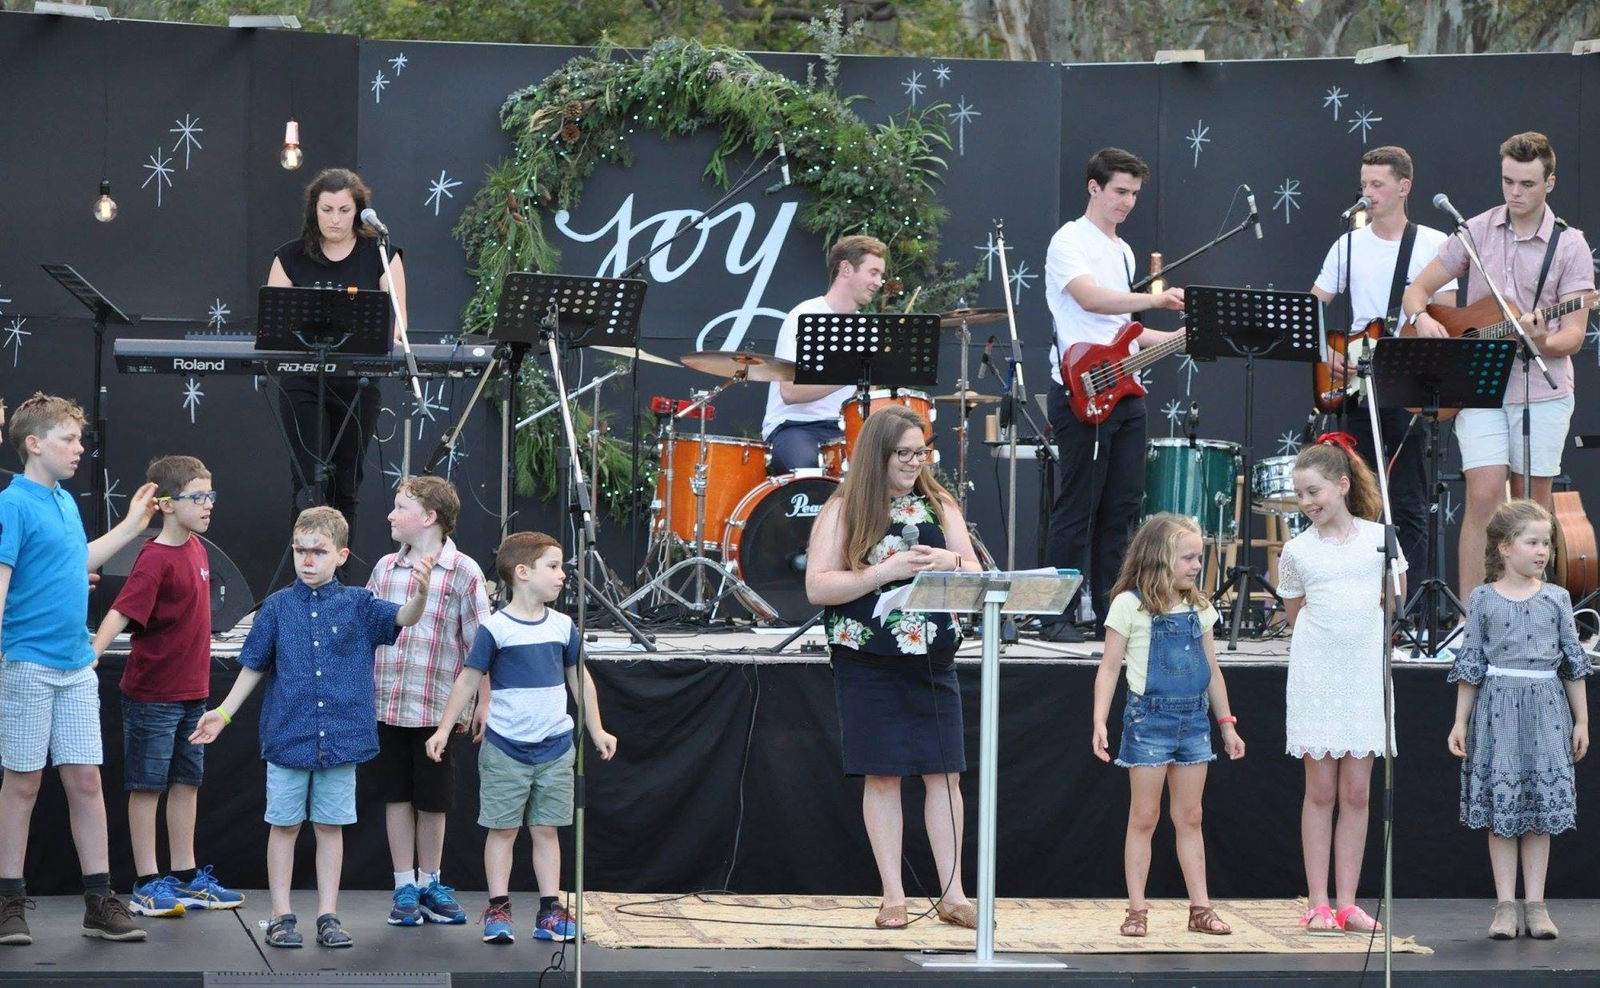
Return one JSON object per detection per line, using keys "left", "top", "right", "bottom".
{"left": 0, "top": 393, "right": 160, "bottom": 946}
{"left": 190, "top": 507, "right": 434, "bottom": 949}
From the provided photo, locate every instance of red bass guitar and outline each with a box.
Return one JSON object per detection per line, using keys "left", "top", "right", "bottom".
{"left": 1059, "top": 321, "right": 1187, "bottom": 425}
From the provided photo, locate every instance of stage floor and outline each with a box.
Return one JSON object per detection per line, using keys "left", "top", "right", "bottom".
{"left": 4, "top": 893, "right": 1600, "bottom": 986}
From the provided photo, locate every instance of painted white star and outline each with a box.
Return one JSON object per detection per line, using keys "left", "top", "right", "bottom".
{"left": 424, "top": 170, "right": 463, "bottom": 217}
{"left": 1161, "top": 398, "right": 1184, "bottom": 436}
{"left": 103, "top": 471, "right": 126, "bottom": 528}
{"left": 141, "top": 147, "right": 175, "bottom": 207}
{"left": 371, "top": 70, "right": 389, "bottom": 103}
{"left": 949, "top": 97, "right": 981, "bottom": 157}
{"left": 1273, "top": 178, "right": 1302, "bottom": 224}
{"left": 1442, "top": 489, "right": 1460, "bottom": 526}
{"left": 207, "top": 298, "right": 230, "bottom": 330}
{"left": 1277, "top": 430, "right": 1304, "bottom": 456}
{"left": 1006, "top": 260, "right": 1037, "bottom": 298}
{"left": 388, "top": 52, "right": 408, "bottom": 75}
{"left": 443, "top": 443, "right": 468, "bottom": 477}
{"left": 933, "top": 63, "right": 951, "bottom": 86}
{"left": 1185, "top": 120, "right": 1210, "bottom": 167}
{"left": 1178, "top": 354, "right": 1201, "bottom": 395}
{"left": 169, "top": 114, "right": 204, "bottom": 169}
{"left": 383, "top": 460, "right": 406, "bottom": 489}
{"left": 901, "top": 70, "right": 925, "bottom": 105}
{"left": 974, "top": 232, "right": 999, "bottom": 281}
{"left": 1347, "top": 107, "right": 1382, "bottom": 141}
{"left": 4, "top": 317, "right": 28, "bottom": 367}
{"left": 181, "top": 377, "right": 204, "bottom": 424}
{"left": 414, "top": 382, "right": 448, "bottom": 438}
{"left": 1322, "top": 86, "right": 1348, "bottom": 119}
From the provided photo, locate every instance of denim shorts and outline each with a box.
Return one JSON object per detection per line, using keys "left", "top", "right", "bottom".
{"left": 264, "top": 762, "right": 357, "bottom": 826}
{"left": 121, "top": 696, "right": 206, "bottom": 791}
{"left": 1115, "top": 691, "right": 1215, "bottom": 768}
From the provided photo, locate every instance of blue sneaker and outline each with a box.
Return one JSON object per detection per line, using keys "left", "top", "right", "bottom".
{"left": 481, "top": 901, "right": 514, "bottom": 944}
{"left": 419, "top": 881, "right": 467, "bottom": 924}
{"left": 534, "top": 904, "right": 576, "bottom": 941}
{"left": 174, "top": 866, "right": 245, "bottom": 910}
{"left": 388, "top": 883, "right": 423, "bottom": 926}
{"left": 130, "top": 875, "right": 186, "bottom": 917}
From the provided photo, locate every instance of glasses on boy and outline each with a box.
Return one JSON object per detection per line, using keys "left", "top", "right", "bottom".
{"left": 158, "top": 490, "right": 219, "bottom": 505}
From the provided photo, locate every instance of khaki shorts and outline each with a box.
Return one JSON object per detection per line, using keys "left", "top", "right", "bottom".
{"left": 1455, "top": 394, "right": 1574, "bottom": 477}
{"left": 477, "top": 740, "right": 574, "bottom": 830}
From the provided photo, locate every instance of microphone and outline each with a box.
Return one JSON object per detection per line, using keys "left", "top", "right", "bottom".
{"left": 901, "top": 522, "right": 920, "bottom": 548}
{"left": 978, "top": 336, "right": 996, "bottom": 379}
{"left": 1433, "top": 193, "right": 1467, "bottom": 229}
{"left": 359, "top": 207, "right": 389, "bottom": 236}
{"left": 1340, "top": 195, "right": 1371, "bottom": 221}
{"left": 1245, "top": 185, "right": 1262, "bottom": 240}
{"left": 775, "top": 131, "right": 791, "bottom": 187}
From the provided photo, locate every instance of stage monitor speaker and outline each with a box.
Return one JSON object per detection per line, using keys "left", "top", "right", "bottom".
{"left": 94, "top": 529, "right": 257, "bottom": 634}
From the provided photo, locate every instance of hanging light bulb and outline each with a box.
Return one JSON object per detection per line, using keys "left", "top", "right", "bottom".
{"left": 1351, "top": 206, "right": 1369, "bottom": 229}
{"left": 1148, "top": 252, "right": 1165, "bottom": 294}
{"left": 92, "top": 179, "right": 118, "bottom": 223}
{"left": 279, "top": 119, "right": 303, "bottom": 170}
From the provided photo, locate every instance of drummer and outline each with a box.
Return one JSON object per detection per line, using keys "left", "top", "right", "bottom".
{"left": 761, "top": 235, "right": 888, "bottom": 474}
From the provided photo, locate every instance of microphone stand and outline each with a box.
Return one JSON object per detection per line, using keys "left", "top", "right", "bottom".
{"left": 1439, "top": 211, "right": 1555, "bottom": 496}
{"left": 1128, "top": 212, "right": 1254, "bottom": 292}
{"left": 374, "top": 233, "right": 425, "bottom": 474}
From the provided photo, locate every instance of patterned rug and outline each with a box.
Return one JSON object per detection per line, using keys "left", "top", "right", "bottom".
{"left": 580, "top": 894, "right": 1433, "bottom": 954}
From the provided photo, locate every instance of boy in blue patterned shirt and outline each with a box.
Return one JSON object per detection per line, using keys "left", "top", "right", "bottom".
{"left": 191, "top": 507, "right": 433, "bottom": 949}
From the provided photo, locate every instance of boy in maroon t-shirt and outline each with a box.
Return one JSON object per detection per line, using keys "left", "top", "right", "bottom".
{"left": 90, "top": 455, "right": 243, "bottom": 916}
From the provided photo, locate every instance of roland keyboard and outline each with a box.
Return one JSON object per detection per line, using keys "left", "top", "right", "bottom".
{"left": 114, "top": 337, "right": 495, "bottom": 378}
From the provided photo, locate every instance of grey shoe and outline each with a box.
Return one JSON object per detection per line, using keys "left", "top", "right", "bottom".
{"left": 1488, "top": 900, "right": 1519, "bottom": 940}
{"left": 1524, "top": 900, "right": 1559, "bottom": 940}
{"left": 0, "top": 895, "right": 34, "bottom": 946}
{"left": 82, "top": 892, "right": 148, "bottom": 942}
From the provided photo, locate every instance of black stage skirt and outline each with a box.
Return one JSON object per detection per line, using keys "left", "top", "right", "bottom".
{"left": 830, "top": 644, "right": 966, "bottom": 777}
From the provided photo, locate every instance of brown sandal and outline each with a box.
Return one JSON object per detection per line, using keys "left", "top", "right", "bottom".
{"left": 874, "top": 902, "right": 907, "bottom": 929}
{"left": 1120, "top": 907, "right": 1149, "bottom": 937}
{"left": 934, "top": 900, "right": 978, "bottom": 929}
{"left": 1188, "top": 904, "right": 1232, "bottom": 935}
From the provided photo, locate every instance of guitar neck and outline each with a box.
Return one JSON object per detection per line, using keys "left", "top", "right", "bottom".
{"left": 1477, "top": 295, "right": 1589, "bottom": 340}
{"left": 1122, "top": 332, "right": 1186, "bottom": 373}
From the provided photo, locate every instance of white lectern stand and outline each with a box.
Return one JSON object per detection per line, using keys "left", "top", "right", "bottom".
{"left": 902, "top": 569, "right": 1081, "bottom": 971}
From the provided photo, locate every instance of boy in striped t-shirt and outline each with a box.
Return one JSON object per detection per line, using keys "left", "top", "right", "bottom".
{"left": 426, "top": 531, "right": 617, "bottom": 945}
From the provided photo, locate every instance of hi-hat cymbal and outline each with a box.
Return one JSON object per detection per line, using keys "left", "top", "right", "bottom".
{"left": 938, "top": 307, "right": 1008, "bottom": 328}
{"left": 679, "top": 350, "right": 796, "bottom": 382}
{"left": 934, "top": 390, "right": 1001, "bottom": 405}
{"left": 591, "top": 344, "right": 679, "bottom": 368}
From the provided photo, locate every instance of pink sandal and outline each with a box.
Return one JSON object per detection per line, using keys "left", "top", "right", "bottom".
{"left": 1335, "top": 904, "right": 1383, "bottom": 933}
{"left": 1298, "top": 904, "right": 1342, "bottom": 936}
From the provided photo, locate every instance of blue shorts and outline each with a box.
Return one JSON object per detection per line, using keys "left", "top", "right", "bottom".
{"left": 121, "top": 696, "right": 206, "bottom": 791}
{"left": 264, "top": 762, "right": 357, "bottom": 826}
{"left": 1115, "top": 691, "right": 1215, "bottom": 768}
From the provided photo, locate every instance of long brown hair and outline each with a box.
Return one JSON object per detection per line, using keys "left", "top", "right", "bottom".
{"left": 301, "top": 168, "right": 377, "bottom": 262}
{"left": 832, "top": 405, "right": 953, "bottom": 569}
{"left": 1294, "top": 435, "right": 1381, "bottom": 521}
{"left": 1109, "top": 513, "right": 1208, "bottom": 615}
{"left": 1483, "top": 498, "right": 1552, "bottom": 583}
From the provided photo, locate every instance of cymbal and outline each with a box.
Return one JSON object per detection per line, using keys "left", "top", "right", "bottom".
{"left": 938, "top": 307, "right": 1008, "bottom": 328}
{"left": 591, "top": 344, "right": 679, "bottom": 368}
{"left": 934, "top": 390, "right": 1001, "bottom": 405}
{"left": 679, "top": 350, "right": 796, "bottom": 382}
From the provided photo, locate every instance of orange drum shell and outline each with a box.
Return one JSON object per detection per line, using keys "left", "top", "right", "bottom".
{"left": 838, "top": 389, "right": 935, "bottom": 452}
{"left": 652, "top": 434, "right": 768, "bottom": 551}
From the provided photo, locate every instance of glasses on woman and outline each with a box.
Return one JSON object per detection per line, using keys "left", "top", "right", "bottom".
{"left": 161, "top": 490, "right": 219, "bottom": 505}
{"left": 892, "top": 447, "right": 934, "bottom": 464}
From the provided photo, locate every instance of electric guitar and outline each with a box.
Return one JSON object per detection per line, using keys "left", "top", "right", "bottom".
{"left": 1059, "top": 321, "right": 1186, "bottom": 425}
{"left": 1312, "top": 316, "right": 1386, "bottom": 414}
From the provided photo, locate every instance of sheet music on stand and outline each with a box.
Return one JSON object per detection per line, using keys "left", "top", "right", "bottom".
{"left": 256, "top": 286, "right": 392, "bottom": 354}
{"left": 792, "top": 312, "right": 941, "bottom": 388}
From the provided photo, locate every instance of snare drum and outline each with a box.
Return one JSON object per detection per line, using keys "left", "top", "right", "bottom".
{"left": 1251, "top": 454, "right": 1299, "bottom": 516}
{"left": 1143, "top": 438, "right": 1241, "bottom": 542}
{"left": 723, "top": 473, "right": 840, "bottom": 624}
{"left": 651, "top": 434, "right": 768, "bottom": 552}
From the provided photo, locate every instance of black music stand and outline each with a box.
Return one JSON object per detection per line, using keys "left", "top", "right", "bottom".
{"left": 1188, "top": 286, "right": 1322, "bottom": 650}
{"left": 1370, "top": 337, "right": 1516, "bottom": 658}
{"left": 765, "top": 311, "right": 942, "bottom": 654}
{"left": 497, "top": 272, "right": 654, "bottom": 651}
{"left": 41, "top": 263, "right": 133, "bottom": 539}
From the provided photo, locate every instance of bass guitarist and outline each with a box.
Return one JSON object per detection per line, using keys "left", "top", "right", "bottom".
{"left": 1040, "top": 147, "right": 1183, "bottom": 642}
{"left": 1401, "top": 131, "right": 1594, "bottom": 601}
{"left": 1308, "top": 146, "right": 1454, "bottom": 583}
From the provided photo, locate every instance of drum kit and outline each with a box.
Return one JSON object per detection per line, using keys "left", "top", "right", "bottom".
{"left": 622, "top": 307, "right": 1008, "bottom": 626}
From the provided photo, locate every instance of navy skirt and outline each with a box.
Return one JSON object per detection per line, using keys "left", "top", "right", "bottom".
{"left": 831, "top": 645, "right": 966, "bottom": 777}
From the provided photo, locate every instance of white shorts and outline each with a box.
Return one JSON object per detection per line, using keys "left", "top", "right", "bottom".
{"left": 0, "top": 660, "right": 103, "bottom": 772}
{"left": 1454, "top": 394, "right": 1574, "bottom": 477}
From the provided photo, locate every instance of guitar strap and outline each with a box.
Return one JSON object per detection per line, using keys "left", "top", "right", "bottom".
{"left": 1382, "top": 221, "right": 1417, "bottom": 335}
{"left": 1530, "top": 215, "right": 1566, "bottom": 311}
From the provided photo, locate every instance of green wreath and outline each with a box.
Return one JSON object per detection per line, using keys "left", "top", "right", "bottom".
{"left": 455, "top": 33, "right": 976, "bottom": 518}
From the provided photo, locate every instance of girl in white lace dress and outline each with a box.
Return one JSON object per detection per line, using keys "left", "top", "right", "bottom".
{"left": 1277, "top": 436, "right": 1404, "bottom": 935}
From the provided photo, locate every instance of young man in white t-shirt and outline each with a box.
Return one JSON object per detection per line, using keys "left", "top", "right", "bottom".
{"left": 1041, "top": 148, "right": 1185, "bottom": 642}
{"left": 1309, "top": 145, "right": 1455, "bottom": 585}
{"left": 761, "top": 236, "right": 887, "bottom": 475}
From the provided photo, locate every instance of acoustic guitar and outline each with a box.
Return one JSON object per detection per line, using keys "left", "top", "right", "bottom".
{"left": 1059, "top": 320, "right": 1186, "bottom": 425}
{"left": 1553, "top": 489, "right": 1598, "bottom": 601}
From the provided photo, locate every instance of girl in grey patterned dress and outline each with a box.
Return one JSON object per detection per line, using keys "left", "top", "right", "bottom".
{"left": 1447, "top": 500, "right": 1590, "bottom": 941}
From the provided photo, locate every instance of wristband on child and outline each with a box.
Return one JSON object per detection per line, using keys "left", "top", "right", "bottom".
{"left": 1216, "top": 715, "right": 1237, "bottom": 726}
{"left": 215, "top": 707, "right": 232, "bottom": 726}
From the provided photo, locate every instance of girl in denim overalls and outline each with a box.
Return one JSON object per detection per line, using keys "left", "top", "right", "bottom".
{"left": 1092, "top": 513, "right": 1245, "bottom": 938}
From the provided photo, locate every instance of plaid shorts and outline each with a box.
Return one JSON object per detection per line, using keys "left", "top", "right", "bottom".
{"left": 0, "top": 659, "right": 103, "bottom": 772}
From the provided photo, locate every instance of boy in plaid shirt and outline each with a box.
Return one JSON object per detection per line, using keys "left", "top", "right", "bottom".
{"left": 366, "top": 476, "right": 490, "bottom": 926}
